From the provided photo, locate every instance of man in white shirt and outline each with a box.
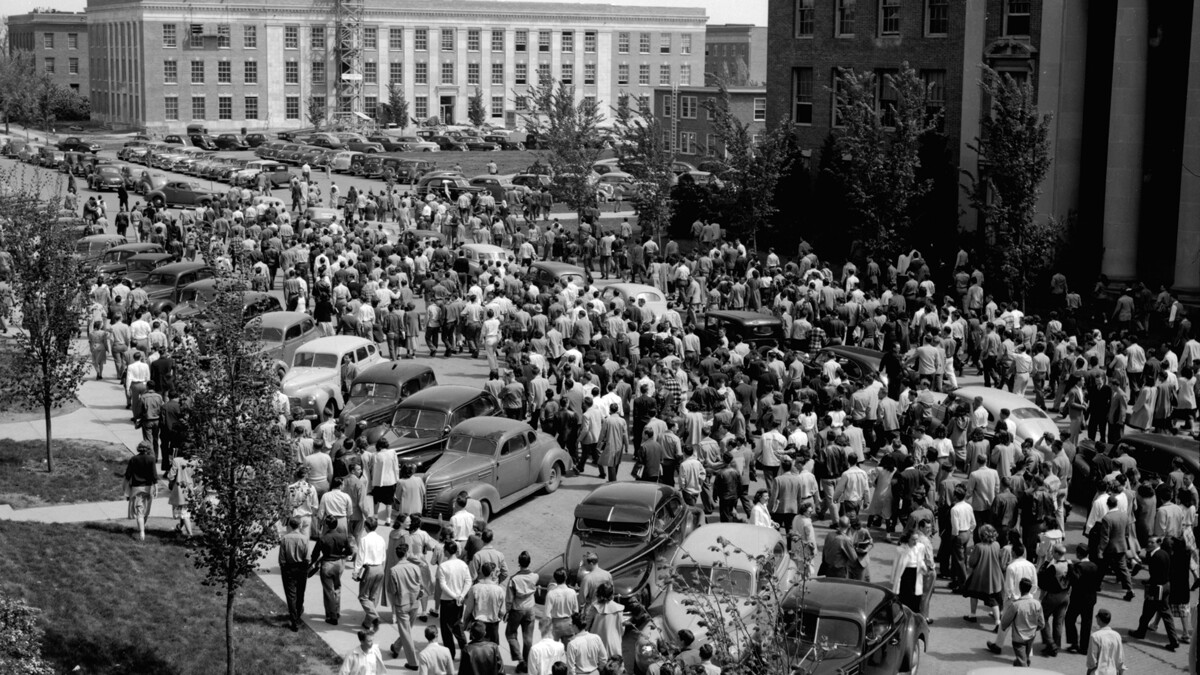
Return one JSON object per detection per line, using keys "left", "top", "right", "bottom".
{"left": 834, "top": 454, "right": 870, "bottom": 516}
{"left": 544, "top": 567, "right": 580, "bottom": 639}
{"left": 338, "top": 629, "right": 387, "bottom": 675}
{"left": 526, "top": 619, "right": 566, "bottom": 675}
{"left": 949, "top": 486, "right": 976, "bottom": 588}
{"left": 449, "top": 494, "right": 477, "bottom": 550}
{"left": 992, "top": 541, "right": 1039, "bottom": 650}
{"left": 124, "top": 351, "right": 151, "bottom": 411}
{"left": 434, "top": 541, "right": 472, "bottom": 659}
{"left": 354, "top": 516, "right": 388, "bottom": 632}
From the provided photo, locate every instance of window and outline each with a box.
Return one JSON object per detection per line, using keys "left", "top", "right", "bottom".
{"left": 660, "top": 33, "right": 671, "bottom": 54}
{"left": 1005, "top": 0, "right": 1031, "bottom": 36}
{"left": 680, "top": 95, "right": 697, "bottom": 119}
{"left": 190, "top": 24, "right": 203, "bottom": 48}
{"left": 637, "top": 94, "right": 649, "bottom": 111}
{"left": 191, "top": 60, "right": 204, "bottom": 84}
{"left": 795, "top": 0, "right": 814, "bottom": 36}
{"left": 514, "top": 62, "right": 528, "bottom": 84}
{"left": 364, "top": 61, "right": 377, "bottom": 84}
{"left": 491, "top": 62, "right": 504, "bottom": 85}
{"left": 921, "top": 69, "right": 946, "bottom": 125}
{"left": 617, "top": 64, "right": 629, "bottom": 86}
{"left": 681, "top": 34, "right": 692, "bottom": 55}
{"left": 467, "top": 62, "right": 480, "bottom": 85}
{"left": 515, "top": 30, "right": 527, "bottom": 52}
{"left": 562, "top": 31, "right": 574, "bottom": 53}
{"left": 284, "top": 26, "right": 299, "bottom": 49}
{"left": 312, "top": 26, "right": 326, "bottom": 50}
{"left": 662, "top": 95, "right": 673, "bottom": 118}
{"left": 926, "top": 0, "right": 949, "bottom": 35}
{"left": 286, "top": 95, "right": 299, "bottom": 119}
{"left": 389, "top": 62, "right": 403, "bottom": 84}
{"left": 164, "top": 60, "right": 178, "bottom": 84}
{"left": 659, "top": 64, "right": 671, "bottom": 85}
{"left": 583, "top": 94, "right": 596, "bottom": 109}
{"left": 245, "top": 95, "right": 258, "bottom": 119}
{"left": 363, "top": 27, "right": 377, "bottom": 49}
{"left": 217, "top": 60, "right": 231, "bottom": 83}
{"left": 584, "top": 63, "right": 596, "bottom": 85}
{"left": 679, "top": 131, "right": 697, "bottom": 154}
{"left": 285, "top": 61, "right": 299, "bottom": 84}
{"left": 515, "top": 95, "right": 528, "bottom": 112}
{"left": 414, "top": 28, "right": 428, "bottom": 51}
{"left": 639, "top": 32, "right": 651, "bottom": 54}
{"left": 217, "top": 24, "right": 230, "bottom": 48}
{"left": 415, "top": 62, "right": 428, "bottom": 84}
{"left": 414, "top": 95, "right": 428, "bottom": 119}
{"left": 618, "top": 32, "right": 630, "bottom": 54}
{"left": 441, "top": 29, "right": 454, "bottom": 52}
{"left": 165, "top": 96, "right": 179, "bottom": 120}
{"left": 705, "top": 133, "right": 716, "bottom": 156}
{"left": 192, "top": 95, "right": 206, "bottom": 119}
{"left": 680, "top": 64, "right": 692, "bottom": 86}
{"left": 584, "top": 31, "right": 596, "bottom": 53}
{"left": 662, "top": 129, "right": 673, "bottom": 151}
{"left": 538, "top": 30, "right": 551, "bottom": 52}
{"left": 312, "top": 61, "right": 325, "bottom": 84}
{"left": 389, "top": 28, "right": 403, "bottom": 51}
{"left": 561, "top": 62, "right": 574, "bottom": 84}
{"left": 491, "top": 95, "right": 504, "bottom": 117}
{"left": 836, "top": 0, "right": 856, "bottom": 37}
{"left": 792, "top": 67, "right": 813, "bottom": 124}
{"left": 68, "top": 33, "right": 79, "bottom": 49}
{"left": 218, "top": 95, "right": 232, "bottom": 119}
{"left": 638, "top": 64, "right": 650, "bottom": 86}
{"left": 753, "top": 97, "right": 767, "bottom": 122}
{"left": 875, "top": 68, "right": 898, "bottom": 126}
{"left": 880, "top": 0, "right": 901, "bottom": 36}
{"left": 244, "top": 25, "right": 257, "bottom": 49}
{"left": 491, "top": 29, "right": 504, "bottom": 52}
{"left": 467, "top": 29, "right": 480, "bottom": 52}
{"left": 163, "top": 24, "right": 177, "bottom": 48}
{"left": 43, "top": 33, "right": 54, "bottom": 49}
{"left": 537, "top": 62, "right": 550, "bottom": 83}
{"left": 832, "top": 70, "right": 849, "bottom": 126}
{"left": 364, "top": 96, "right": 378, "bottom": 118}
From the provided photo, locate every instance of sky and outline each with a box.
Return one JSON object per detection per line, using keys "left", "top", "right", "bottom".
{"left": 3, "top": 0, "right": 766, "bottom": 26}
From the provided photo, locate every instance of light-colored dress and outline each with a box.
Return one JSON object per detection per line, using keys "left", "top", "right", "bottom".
{"left": 865, "top": 467, "right": 895, "bottom": 520}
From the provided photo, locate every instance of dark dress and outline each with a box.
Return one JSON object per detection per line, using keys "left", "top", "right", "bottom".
{"left": 962, "top": 540, "right": 1004, "bottom": 606}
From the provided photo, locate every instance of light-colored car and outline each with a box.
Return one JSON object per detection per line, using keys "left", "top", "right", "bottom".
{"left": 246, "top": 311, "right": 322, "bottom": 379}
{"left": 304, "top": 207, "right": 342, "bottom": 226}
{"left": 280, "top": 336, "right": 384, "bottom": 422}
{"left": 932, "top": 385, "right": 1059, "bottom": 443}
{"left": 393, "top": 136, "right": 440, "bottom": 152}
{"left": 601, "top": 283, "right": 669, "bottom": 323}
{"left": 328, "top": 151, "right": 360, "bottom": 173}
{"left": 597, "top": 171, "right": 637, "bottom": 201}
{"left": 459, "top": 243, "right": 514, "bottom": 277}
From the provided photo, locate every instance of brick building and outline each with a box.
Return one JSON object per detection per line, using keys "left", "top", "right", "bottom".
{"left": 6, "top": 11, "right": 90, "bottom": 97}
{"left": 84, "top": 0, "right": 706, "bottom": 134}
{"left": 652, "top": 84, "right": 766, "bottom": 158}
{"left": 704, "top": 24, "right": 768, "bottom": 85}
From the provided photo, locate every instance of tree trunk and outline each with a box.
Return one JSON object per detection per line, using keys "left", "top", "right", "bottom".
{"left": 43, "top": 399, "right": 53, "bottom": 473}
{"left": 225, "top": 587, "right": 236, "bottom": 675}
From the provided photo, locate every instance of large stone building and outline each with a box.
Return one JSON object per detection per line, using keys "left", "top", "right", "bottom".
{"left": 84, "top": 0, "right": 706, "bottom": 133}
{"left": 766, "top": 0, "right": 1199, "bottom": 299}
{"left": 704, "top": 24, "right": 768, "bottom": 85}
{"left": 6, "top": 11, "right": 90, "bottom": 97}
{"left": 652, "top": 84, "right": 766, "bottom": 158}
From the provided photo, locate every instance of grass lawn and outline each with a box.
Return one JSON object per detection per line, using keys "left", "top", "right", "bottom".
{"left": 0, "top": 439, "right": 129, "bottom": 508}
{"left": 0, "top": 519, "right": 340, "bottom": 675}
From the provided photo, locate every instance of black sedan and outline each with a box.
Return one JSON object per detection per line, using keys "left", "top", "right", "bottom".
{"left": 461, "top": 139, "right": 500, "bottom": 151}
{"left": 482, "top": 134, "right": 526, "bottom": 150}
{"left": 339, "top": 362, "right": 438, "bottom": 438}
{"left": 807, "top": 345, "right": 885, "bottom": 384}
{"left": 360, "top": 385, "right": 503, "bottom": 472}
{"left": 1068, "top": 433, "right": 1200, "bottom": 506}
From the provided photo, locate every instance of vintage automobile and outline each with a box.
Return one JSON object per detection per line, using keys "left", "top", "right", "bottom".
{"left": 334, "top": 133, "right": 384, "bottom": 154}
{"left": 459, "top": 243, "right": 513, "bottom": 278}
{"left": 415, "top": 173, "right": 481, "bottom": 199}
{"left": 74, "top": 234, "right": 128, "bottom": 263}
{"left": 245, "top": 133, "right": 269, "bottom": 148}
{"left": 304, "top": 207, "right": 342, "bottom": 227}
{"left": 528, "top": 261, "right": 587, "bottom": 289}
{"left": 56, "top": 136, "right": 100, "bottom": 153}
{"left": 468, "top": 176, "right": 521, "bottom": 202}
{"left": 339, "top": 362, "right": 438, "bottom": 438}
{"left": 661, "top": 524, "right": 797, "bottom": 654}
{"left": 698, "top": 310, "right": 791, "bottom": 352}
{"left": 146, "top": 180, "right": 220, "bottom": 209}
{"left": 232, "top": 160, "right": 293, "bottom": 188}
{"left": 245, "top": 311, "right": 322, "bottom": 379}
{"left": 535, "top": 483, "right": 699, "bottom": 605}
{"left": 1069, "top": 433, "right": 1200, "bottom": 506}
{"left": 215, "top": 133, "right": 250, "bottom": 151}
{"left": 280, "top": 336, "right": 384, "bottom": 422}
{"left": 392, "top": 136, "right": 440, "bottom": 152}
{"left": 135, "top": 171, "right": 169, "bottom": 195}
{"left": 95, "top": 243, "right": 167, "bottom": 281}
{"left": 930, "top": 386, "right": 1059, "bottom": 444}
{"left": 366, "top": 135, "right": 413, "bottom": 153}
{"left": 422, "top": 417, "right": 573, "bottom": 523}
{"left": 429, "top": 135, "right": 470, "bottom": 152}
{"left": 119, "top": 252, "right": 177, "bottom": 286}
{"left": 460, "top": 138, "right": 500, "bottom": 151}
{"left": 511, "top": 173, "right": 552, "bottom": 191}
{"left": 807, "top": 346, "right": 887, "bottom": 386}
{"left": 141, "top": 262, "right": 215, "bottom": 315}
{"left": 481, "top": 133, "right": 526, "bottom": 150}
{"left": 601, "top": 284, "right": 669, "bottom": 323}
{"left": 168, "top": 279, "right": 282, "bottom": 325}
{"left": 88, "top": 164, "right": 131, "bottom": 192}
{"left": 362, "top": 385, "right": 502, "bottom": 470}
{"left": 781, "top": 578, "right": 928, "bottom": 675}
{"left": 389, "top": 158, "right": 437, "bottom": 182}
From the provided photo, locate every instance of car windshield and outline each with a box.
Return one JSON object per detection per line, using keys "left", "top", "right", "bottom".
{"left": 574, "top": 517, "right": 649, "bottom": 539}
{"left": 350, "top": 382, "right": 399, "bottom": 399}
{"left": 100, "top": 250, "right": 126, "bottom": 264}
{"left": 446, "top": 434, "right": 495, "bottom": 456}
{"left": 75, "top": 241, "right": 93, "bottom": 254}
{"left": 143, "top": 271, "right": 175, "bottom": 286}
{"left": 292, "top": 352, "right": 339, "bottom": 369}
{"left": 790, "top": 614, "right": 862, "bottom": 651}
{"left": 389, "top": 408, "right": 447, "bottom": 438}
{"left": 673, "top": 565, "right": 753, "bottom": 596}
{"left": 245, "top": 325, "right": 284, "bottom": 343}
{"left": 1010, "top": 407, "right": 1049, "bottom": 420}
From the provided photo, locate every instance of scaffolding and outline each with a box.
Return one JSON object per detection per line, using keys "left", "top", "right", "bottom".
{"left": 332, "top": 0, "right": 365, "bottom": 129}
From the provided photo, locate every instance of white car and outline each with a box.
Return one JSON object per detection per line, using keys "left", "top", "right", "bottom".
{"left": 602, "top": 283, "right": 668, "bottom": 322}
{"left": 932, "top": 385, "right": 1060, "bottom": 443}
{"left": 328, "top": 150, "right": 361, "bottom": 173}
{"left": 280, "top": 336, "right": 384, "bottom": 422}
{"left": 394, "top": 136, "right": 440, "bottom": 152}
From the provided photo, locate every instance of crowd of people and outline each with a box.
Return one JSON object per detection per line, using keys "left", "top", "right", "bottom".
{"left": 68, "top": 167, "right": 1200, "bottom": 675}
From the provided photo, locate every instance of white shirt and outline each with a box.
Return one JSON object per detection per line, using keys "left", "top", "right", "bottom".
{"left": 527, "top": 637, "right": 567, "bottom": 675}
{"left": 1004, "top": 556, "right": 1039, "bottom": 600}
{"left": 436, "top": 557, "right": 472, "bottom": 602}
{"left": 354, "top": 530, "right": 387, "bottom": 572}
{"left": 125, "top": 360, "right": 150, "bottom": 391}
{"left": 450, "top": 509, "right": 476, "bottom": 544}
{"left": 339, "top": 644, "right": 387, "bottom": 675}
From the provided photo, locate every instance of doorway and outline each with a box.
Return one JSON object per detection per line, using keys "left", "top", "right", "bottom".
{"left": 440, "top": 96, "right": 455, "bottom": 125}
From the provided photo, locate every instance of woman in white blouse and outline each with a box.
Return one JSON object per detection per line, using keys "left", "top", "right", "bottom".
{"left": 891, "top": 528, "right": 928, "bottom": 614}
{"left": 750, "top": 489, "right": 776, "bottom": 529}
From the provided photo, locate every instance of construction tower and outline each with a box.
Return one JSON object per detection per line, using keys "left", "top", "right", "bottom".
{"left": 334, "top": 0, "right": 364, "bottom": 127}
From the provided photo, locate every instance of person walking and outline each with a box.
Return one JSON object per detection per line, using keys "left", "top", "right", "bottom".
{"left": 434, "top": 541, "right": 471, "bottom": 659}
{"left": 1086, "top": 609, "right": 1127, "bottom": 675}
{"left": 311, "top": 514, "right": 356, "bottom": 625}
{"left": 88, "top": 320, "right": 111, "bottom": 379}
{"left": 354, "top": 516, "right": 387, "bottom": 632}
{"left": 962, "top": 523, "right": 1004, "bottom": 630}
{"left": 1037, "top": 543, "right": 1074, "bottom": 657}
{"left": 1129, "top": 536, "right": 1180, "bottom": 650}
{"left": 165, "top": 447, "right": 194, "bottom": 538}
{"left": 1066, "top": 544, "right": 1102, "bottom": 654}
{"left": 890, "top": 528, "right": 928, "bottom": 614}
{"left": 989, "top": 577, "right": 1045, "bottom": 666}
{"left": 459, "top": 621, "right": 504, "bottom": 675}
{"left": 278, "top": 516, "right": 311, "bottom": 632}
{"left": 384, "top": 540, "right": 423, "bottom": 668}
{"left": 339, "top": 630, "right": 387, "bottom": 675}
{"left": 123, "top": 441, "right": 158, "bottom": 542}
{"left": 505, "top": 551, "right": 539, "bottom": 672}
{"left": 597, "top": 404, "right": 628, "bottom": 482}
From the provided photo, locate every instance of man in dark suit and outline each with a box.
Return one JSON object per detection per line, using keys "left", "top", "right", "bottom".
{"left": 1065, "top": 545, "right": 1102, "bottom": 654}
{"left": 1088, "top": 495, "right": 1136, "bottom": 601}
{"left": 1129, "top": 536, "right": 1180, "bottom": 650}
{"left": 149, "top": 348, "right": 175, "bottom": 392}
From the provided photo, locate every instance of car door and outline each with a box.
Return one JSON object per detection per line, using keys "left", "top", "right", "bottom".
{"left": 496, "top": 431, "right": 532, "bottom": 497}
{"left": 861, "top": 601, "right": 906, "bottom": 675}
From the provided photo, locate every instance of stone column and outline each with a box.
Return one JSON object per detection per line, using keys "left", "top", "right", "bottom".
{"left": 1174, "top": 4, "right": 1200, "bottom": 301}
{"left": 1100, "top": 0, "right": 1149, "bottom": 282}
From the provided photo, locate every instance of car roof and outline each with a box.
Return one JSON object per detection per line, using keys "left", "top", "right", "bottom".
{"left": 107, "top": 242, "right": 162, "bottom": 253}
{"left": 79, "top": 234, "right": 127, "bottom": 243}
{"left": 678, "top": 524, "right": 785, "bottom": 568}
{"left": 255, "top": 311, "right": 311, "bottom": 328}
{"left": 398, "top": 384, "right": 489, "bottom": 410}
{"left": 462, "top": 243, "right": 508, "bottom": 254}
{"left": 707, "top": 310, "right": 782, "bottom": 326}
{"left": 295, "top": 335, "right": 374, "bottom": 353}
{"left": 452, "top": 416, "right": 530, "bottom": 439}
{"left": 1118, "top": 433, "right": 1200, "bottom": 470}
{"left": 951, "top": 386, "right": 1042, "bottom": 410}
{"left": 352, "top": 361, "right": 434, "bottom": 384}
{"left": 126, "top": 252, "right": 174, "bottom": 262}
{"left": 782, "top": 577, "right": 891, "bottom": 622}
{"left": 533, "top": 261, "right": 586, "bottom": 274}
{"left": 821, "top": 345, "right": 884, "bottom": 367}
{"left": 576, "top": 483, "right": 673, "bottom": 522}
{"left": 607, "top": 283, "right": 663, "bottom": 297}
{"left": 149, "top": 261, "right": 209, "bottom": 275}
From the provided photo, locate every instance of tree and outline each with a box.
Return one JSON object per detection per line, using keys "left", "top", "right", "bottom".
{"left": 0, "top": 594, "right": 55, "bottom": 675}
{"left": 381, "top": 83, "right": 409, "bottom": 129}
{"left": 702, "top": 81, "right": 796, "bottom": 251}
{"left": 177, "top": 267, "right": 293, "bottom": 675}
{"left": 520, "top": 79, "right": 605, "bottom": 222}
{"left": 612, "top": 93, "right": 674, "bottom": 244}
{"left": 0, "top": 47, "right": 36, "bottom": 134}
{"left": 305, "top": 95, "right": 326, "bottom": 130}
{"left": 0, "top": 174, "right": 91, "bottom": 473}
{"left": 965, "top": 67, "right": 1057, "bottom": 308}
{"left": 824, "top": 62, "right": 939, "bottom": 261}
{"left": 467, "top": 87, "right": 488, "bottom": 128}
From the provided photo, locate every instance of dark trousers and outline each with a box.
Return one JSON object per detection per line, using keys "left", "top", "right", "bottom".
{"left": 659, "top": 461, "right": 677, "bottom": 488}
{"left": 1100, "top": 552, "right": 1134, "bottom": 590}
{"left": 505, "top": 608, "right": 535, "bottom": 665}
{"left": 281, "top": 562, "right": 308, "bottom": 627}
{"left": 577, "top": 443, "right": 599, "bottom": 472}
{"left": 1065, "top": 601, "right": 1095, "bottom": 648}
{"left": 949, "top": 532, "right": 972, "bottom": 586}
{"left": 982, "top": 356, "right": 999, "bottom": 388}
{"left": 718, "top": 496, "right": 739, "bottom": 522}
{"left": 1040, "top": 590, "right": 1070, "bottom": 650}
{"left": 1135, "top": 585, "right": 1179, "bottom": 644}
{"left": 320, "top": 559, "right": 344, "bottom": 622}
{"left": 1011, "top": 638, "right": 1032, "bottom": 666}
{"left": 440, "top": 599, "right": 468, "bottom": 659}
{"left": 142, "top": 419, "right": 161, "bottom": 460}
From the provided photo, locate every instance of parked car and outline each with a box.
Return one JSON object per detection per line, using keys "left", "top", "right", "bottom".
{"left": 430, "top": 135, "right": 470, "bottom": 152}
{"left": 146, "top": 180, "right": 220, "bottom": 208}
{"left": 698, "top": 310, "right": 790, "bottom": 352}
{"left": 162, "top": 135, "right": 185, "bottom": 145}
{"left": 807, "top": 346, "right": 887, "bottom": 387}
{"left": 468, "top": 176, "right": 519, "bottom": 202}
{"left": 361, "top": 385, "right": 503, "bottom": 470}
{"left": 245, "top": 311, "right": 322, "bottom": 379}
{"left": 118, "top": 252, "right": 176, "bottom": 286}
{"left": 335, "top": 133, "right": 384, "bottom": 154}
{"left": 929, "top": 386, "right": 1059, "bottom": 444}
{"left": 511, "top": 173, "right": 552, "bottom": 191}
{"left": 37, "top": 147, "right": 64, "bottom": 169}
{"left": 95, "top": 243, "right": 166, "bottom": 281}
{"left": 461, "top": 138, "right": 500, "bottom": 151}
{"left": 232, "top": 160, "right": 293, "bottom": 187}
{"left": 136, "top": 172, "right": 169, "bottom": 195}
{"left": 1069, "top": 433, "right": 1200, "bottom": 506}
{"left": 422, "top": 417, "right": 573, "bottom": 523}
{"left": 141, "top": 262, "right": 215, "bottom": 314}
{"left": 339, "top": 362, "right": 438, "bottom": 438}
{"left": 304, "top": 207, "right": 342, "bottom": 227}
{"left": 56, "top": 136, "right": 100, "bottom": 153}
{"left": 415, "top": 174, "right": 482, "bottom": 199}
{"left": 3, "top": 138, "right": 28, "bottom": 158}
{"left": 215, "top": 134, "right": 250, "bottom": 151}
{"left": 245, "top": 133, "right": 269, "bottom": 148}
{"left": 302, "top": 133, "right": 344, "bottom": 150}
{"left": 535, "top": 483, "right": 699, "bottom": 605}
{"left": 74, "top": 234, "right": 128, "bottom": 262}
{"left": 482, "top": 134, "right": 526, "bottom": 150}
{"left": 190, "top": 134, "right": 218, "bottom": 150}
{"left": 366, "top": 135, "right": 413, "bottom": 153}
{"left": 327, "top": 151, "right": 360, "bottom": 173}
{"left": 391, "top": 158, "right": 437, "bottom": 182}
{"left": 280, "top": 336, "right": 384, "bottom": 422}
{"left": 392, "top": 136, "right": 440, "bottom": 152}
{"left": 168, "top": 279, "right": 282, "bottom": 324}
{"left": 459, "top": 243, "right": 514, "bottom": 278}
{"left": 528, "top": 261, "right": 587, "bottom": 289}
{"left": 601, "top": 284, "right": 668, "bottom": 323}
{"left": 781, "top": 578, "right": 928, "bottom": 675}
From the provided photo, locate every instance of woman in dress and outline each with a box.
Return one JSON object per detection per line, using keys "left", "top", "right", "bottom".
{"left": 88, "top": 320, "right": 111, "bottom": 380}
{"left": 891, "top": 528, "right": 928, "bottom": 614}
{"left": 790, "top": 502, "right": 818, "bottom": 579}
{"left": 865, "top": 455, "right": 896, "bottom": 534}
{"left": 962, "top": 523, "right": 1004, "bottom": 630}
{"left": 849, "top": 515, "right": 874, "bottom": 582}
{"left": 124, "top": 441, "right": 159, "bottom": 542}
{"left": 585, "top": 581, "right": 625, "bottom": 656}
{"left": 166, "top": 447, "right": 194, "bottom": 537}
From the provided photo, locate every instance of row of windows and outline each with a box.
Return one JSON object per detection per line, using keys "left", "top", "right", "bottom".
{"left": 660, "top": 95, "right": 767, "bottom": 122}
{"left": 616, "top": 63, "right": 693, "bottom": 87}
{"left": 789, "top": 66, "right": 946, "bottom": 126}
{"left": 614, "top": 32, "right": 692, "bottom": 55}
{"left": 164, "top": 94, "right": 259, "bottom": 121}
{"left": 793, "top": 0, "right": 1030, "bottom": 39}
{"left": 40, "top": 32, "right": 81, "bottom": 49}
{"left": 162, "top": 23, "right": 255, "bottom": 49}
{"left": 42, "top": 57, "right": 82, "bottom": 75}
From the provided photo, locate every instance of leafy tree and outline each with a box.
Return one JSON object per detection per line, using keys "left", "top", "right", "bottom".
{"left": 824, "top": 62, "right": 939, "bottom": 261}
{"left": 467, "top": 87, "right": 488, "bottom": 128}
{"left": 0, "top": 594, "right": 55, "bottom": 675}
{"left": 381, "top": 83, "right": 409, "bottom": 129}
{"left": 176, "top": 266, "right": 293, "bottom": 675}
{"left": 612, "top": 93, "right": 674, "bottom": 244}
{"left": 0, "top": 47, "right": 36, "bottom": 134}
{"left": 965, "top": 67, "right": 1057, "bottom": 308}
{"left": 702, "top": 80, "right": 796, "bottom": 251}
{"left": 520, "top": 79, "right": 605, "bottom": 221}
{"left": 305, "top": 95, "right": 326, "bottom": 130}
{"left": 0, "top": 174, "right": 90, "bottom": 473}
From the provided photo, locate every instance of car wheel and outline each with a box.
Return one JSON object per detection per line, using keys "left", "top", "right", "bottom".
{"left": 904, "top": 638, "right": 924, "bottom": 675}
{"left": 544, "top": 462, "right": 564, "bottom": 493}
{"left": 152, "top": 196, "right": 165, "bottom": 209}
{"left": 478, "top": 500, "right": 493, "bottom": 524}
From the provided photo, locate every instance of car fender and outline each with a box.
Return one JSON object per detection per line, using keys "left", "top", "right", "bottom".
{"left": 434, "top": 481, "right": 500, "bottom": 515}
{"left": 537, "top": 448, "right": 572, "bottom": 482}
{"left": 534, "top": 554, "right": 565, "bottom": 604}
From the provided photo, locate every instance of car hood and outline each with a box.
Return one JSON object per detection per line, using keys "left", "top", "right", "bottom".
{"left": 280, "top": 367, "right": 336, "bottom": 394}
{"left": 426, "top": 452, "right": 492, "bottom": 481}
{"left": 340, "top": 397, "right": 394, "bottom": 422}
{"left": 144, "top": 285, "right": 174, "bottom": 299}
{"left": 1016, "top": 418, "right": 1059, "bottom": 442}
{"left": 97, "top": 262, "right": 127, "bottom": 275}
{"left": 563, "top": 532, "right": 654, "bottom": 583}
{"left": 170, "top": 302, "right": 205, "bottom": 319}
{"left": 662, "top": 589, "right": 755, "bottom": 647}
